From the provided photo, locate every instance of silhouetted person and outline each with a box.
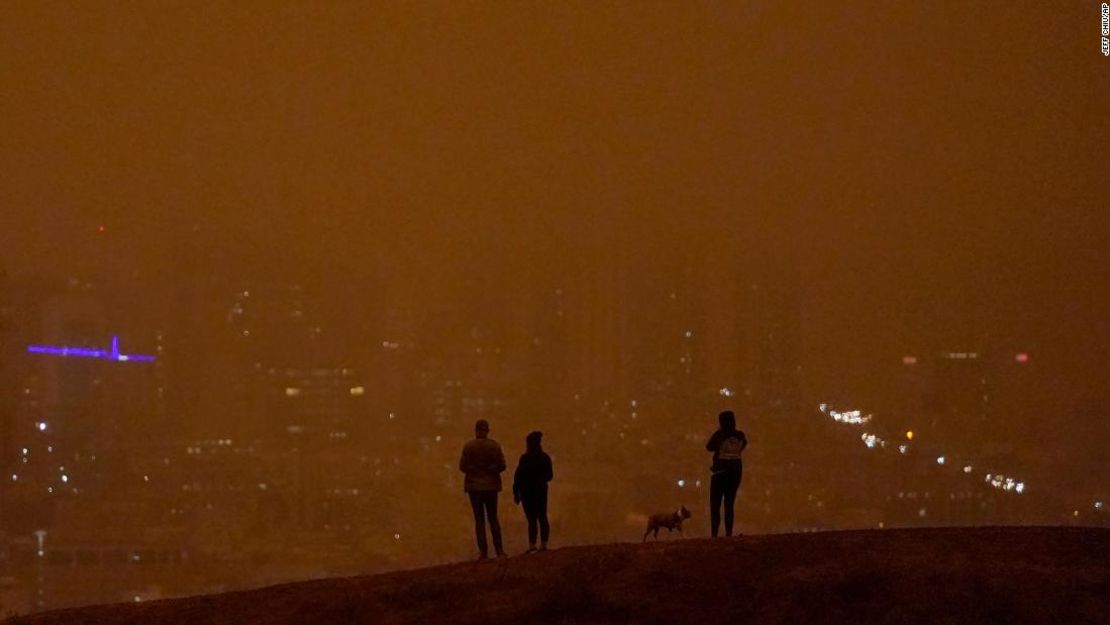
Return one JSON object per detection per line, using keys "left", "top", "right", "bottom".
{"left": 459, "top": 419, "right": 507, "bottom": 559}
{"left": 706, "top": 410, "right": 747, "bottom": 537}
{"left": 512, "top": 430, "right": 553, "bottom": 552}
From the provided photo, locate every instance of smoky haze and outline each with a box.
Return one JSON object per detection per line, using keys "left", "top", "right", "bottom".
{"left": 0, "top": 1, "right": 1107, "bottom": 613}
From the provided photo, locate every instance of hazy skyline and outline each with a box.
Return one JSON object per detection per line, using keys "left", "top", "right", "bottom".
{"left": 2, "top": 3, "right": 1107, "bottom": 439}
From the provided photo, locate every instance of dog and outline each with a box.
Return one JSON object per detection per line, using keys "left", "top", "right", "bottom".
{"left": 643, "top": 505, "right": 691, "bottom": 541}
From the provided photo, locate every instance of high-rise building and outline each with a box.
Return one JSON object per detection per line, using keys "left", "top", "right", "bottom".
{"left": 0, "top": 279, "right": 161, "bottom": 536}
{"left": 264, "top": 366, "right": 368, "bottom": 529}
{"left": 740, "top": 280, "right": 804, "bottom": 419}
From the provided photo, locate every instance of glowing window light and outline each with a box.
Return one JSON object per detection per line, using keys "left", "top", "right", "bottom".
{"left": 349, "top": 386, "right": 365, "bottom": 396}
{"left": 902, "top": 355, "right": 917, "bottom": 365}
{"left": 905, "top": 430, "right": 914, "bottom": 441}
{"left": 963, "top": 465, "right": 973, "bottom": 473}
{"left": 677, "top": 479, "right": 686, "bottom": 488}
{"left": 936, "top": 456, "right": 945, "bottom": 465}
{"left": 37, "top": 422, "right": 47, "bottom": 432}
{"left": 27, "top": 336, "right": 155, "bottom": 363}
{"left": 285, "top": 387, "right": 301, "bottom": 397}
{"left": 898, "top": 444, "right": 908, "bottom": 454}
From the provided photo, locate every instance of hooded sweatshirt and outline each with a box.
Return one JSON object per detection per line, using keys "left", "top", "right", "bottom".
{"left": 706, "top": 428, "right": 747, "bottom": 474}
{"left": 512, "top": 447, "right": 553, "bottom": 499}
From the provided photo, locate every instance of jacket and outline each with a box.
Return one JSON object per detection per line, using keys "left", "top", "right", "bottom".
{"left": 706, "top": 428, "right": 747, "bottom": 474}
{"left": 459, "top": 437, "right": 507, "bottom": 492}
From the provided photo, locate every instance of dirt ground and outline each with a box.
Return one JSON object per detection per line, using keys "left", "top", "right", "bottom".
{"left": 8, "top": 526, "right": 1109, "bottom": 625}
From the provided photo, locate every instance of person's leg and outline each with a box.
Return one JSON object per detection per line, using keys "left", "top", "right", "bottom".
{"left": 537, "top": 489, "right": 550, "bottom": 547}
{"left": 469, "top": 493, "right": 488, "bottom": 558}
{"left": 723, "top": 471, "right": 741, "bottom": 537}
{"left": 522, "top": 495, "right": 538, "bottom": 548}
{"left": 709, "top": 473, "right": 724, "bottom": 537}
{"left": 485, "top": 493, "right": 505, "bottom": 556}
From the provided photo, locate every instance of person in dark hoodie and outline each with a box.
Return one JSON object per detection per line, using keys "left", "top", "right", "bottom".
{"left": 705, "top": 410, "right": 748, "bottom": 537}
{"left": 512, "top": 431, "right": 554, "bottom": 553}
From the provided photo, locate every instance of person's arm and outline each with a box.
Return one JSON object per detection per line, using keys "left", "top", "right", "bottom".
{"left": 459, "top": 445, "right": 470, "bottom": 473}
{"left": 496, "top": 444, "right": 507, "bottom": 473}
{"left": 706, "top": 431, "right": 721, "bottom": 452}
{"left": 512, "top": 457, "right": 523, "bottom": 502}
{"left": 740, "top": 431, "right": 749, "bottom": 452}
{"left": 543, "top": 454, "right": 553, "bottom": 483}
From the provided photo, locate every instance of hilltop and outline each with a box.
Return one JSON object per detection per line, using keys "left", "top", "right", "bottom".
{"left": 9, "top": 527, "right": 1108, "bottom": 625}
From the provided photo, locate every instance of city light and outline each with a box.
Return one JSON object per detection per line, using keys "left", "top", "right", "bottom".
{"left": 984, "top": 473, "right": 1026, "bottom": 494}
{"left": 27, "top": 335, "right": 156, "bottom": 363}
{"left": 819, "top": 404, "right": 872, "bottom": 425}
{"left": 861, "top": 433, "right": 885, "bottom": 449}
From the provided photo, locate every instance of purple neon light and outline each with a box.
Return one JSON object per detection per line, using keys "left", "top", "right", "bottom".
{"left": 27, "top": 335, "right": 156, "bottom": 363}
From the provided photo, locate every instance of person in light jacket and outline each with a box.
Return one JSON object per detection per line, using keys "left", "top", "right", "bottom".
{"left": 459, "top": 419, "right": 507, "bottom": 559}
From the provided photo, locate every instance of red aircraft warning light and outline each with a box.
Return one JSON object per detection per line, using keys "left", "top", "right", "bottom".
{"left": 1015, "top": 353, "right": 1029, "bottom": 363}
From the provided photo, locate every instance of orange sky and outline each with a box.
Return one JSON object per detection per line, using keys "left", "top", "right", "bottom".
{"left": 1, "top": 2, "right": 1107, "bottom": 416}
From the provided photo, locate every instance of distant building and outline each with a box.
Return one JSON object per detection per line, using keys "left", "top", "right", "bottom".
{"left": 1, "top": 280, "right": 161, "bottom": 531}
{"left": 264, "top": 366, "right": 368, "bottom": 530}
{"left": 741, "top": 281, "right": 804, "bottom": 419}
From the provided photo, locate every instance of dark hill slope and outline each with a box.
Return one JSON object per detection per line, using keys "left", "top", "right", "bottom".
{"left": 10, "top": 527, "right": 1109, "bottom": 625}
